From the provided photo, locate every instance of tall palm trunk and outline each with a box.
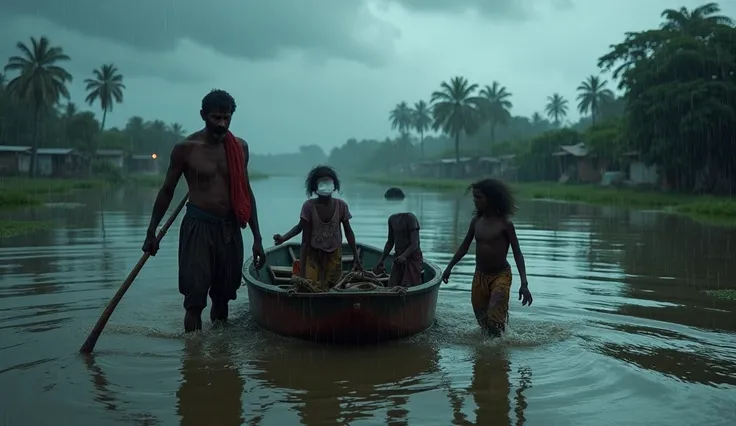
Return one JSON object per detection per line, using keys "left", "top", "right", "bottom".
{"left": 420, "top": 129, "right": 425, "bottom": 158}
{"left": 454, "top": 132, "right": 461, "bottom": 177}
{"left": 100, "top": 109, "right": 107, "bottom": 131}
{"left": 29, "top": 105, "right": 41, "bottom": 177}
{"left": 591, "top": 99, "right": 597, "bottom": 126}
{"left": 489, "top": 121, "right": 496, "bottom": 156}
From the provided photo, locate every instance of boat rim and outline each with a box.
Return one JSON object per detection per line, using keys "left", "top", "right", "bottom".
{"left": 242, "top": 242, "right": 443, "bottom": 298}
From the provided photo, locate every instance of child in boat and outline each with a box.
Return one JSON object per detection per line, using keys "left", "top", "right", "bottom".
{"left": 373, "top": 212, "right": 423, "bottom": 287}
{"left": 280, "top": 165, "right": 361, "bottom": 290}
{"left": 441, "top": 178, "right": 533, "bottom": 336}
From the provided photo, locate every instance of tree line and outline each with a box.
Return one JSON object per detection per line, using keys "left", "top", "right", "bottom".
{"left": 328, "top": 2, "right": 736, "bottom": 194}
{"left": 0, "top": 36, "right": 186, "bottom": 177}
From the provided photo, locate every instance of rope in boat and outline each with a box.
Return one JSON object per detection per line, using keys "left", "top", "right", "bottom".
{"left": 284, "top": 271, "right": 407, "bottom": 296}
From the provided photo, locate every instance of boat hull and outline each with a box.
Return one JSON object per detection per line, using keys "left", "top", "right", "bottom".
{"left": 242, "top": 243, "right": 442, "bottom": 344}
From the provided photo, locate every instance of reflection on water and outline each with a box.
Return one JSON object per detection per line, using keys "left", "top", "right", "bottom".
{"left": 177, "top": 336, "right": 244, "bottom": 426}
{"left": 0, "top": 177, "right": 735, "bottom": 425}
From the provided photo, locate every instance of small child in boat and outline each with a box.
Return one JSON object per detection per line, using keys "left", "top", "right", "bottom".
{"left": 441, "top": 178, "right": 533, "bottom": 337}
{"left": 373, "top": 212, "right": 423, "bottom": 287}
{"left": 275, "top": 165, "right": 361, "bottom": 290}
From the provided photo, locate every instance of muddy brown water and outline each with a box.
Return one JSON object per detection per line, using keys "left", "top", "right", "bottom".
{"left": 1, "top": 177, "right": 735, "bottom": 426}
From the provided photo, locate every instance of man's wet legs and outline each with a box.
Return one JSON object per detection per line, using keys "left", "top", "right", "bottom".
{"left": 210, "top": 298, "right": 229, "bottom": 326}
{"left": 184, "top": 308, "right": 203, "bottom": 332}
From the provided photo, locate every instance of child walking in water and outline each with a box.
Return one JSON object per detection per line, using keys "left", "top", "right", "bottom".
{"left": 373, "top": 212, "right": 423, "bottom": 287}
{"left": 442, "top": 178, "right": 533, "bottom": 336}
{"left": 276, "top": 165, "right": 361, "bottom": 290}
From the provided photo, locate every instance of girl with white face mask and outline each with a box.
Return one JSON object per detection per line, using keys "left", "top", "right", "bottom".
{"left": 272, "top": 165, "right": 362, "bottom": 290}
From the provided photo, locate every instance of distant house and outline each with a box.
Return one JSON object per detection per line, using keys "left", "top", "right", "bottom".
{"left": 129, "top": 153, "right": 159, "bottom": 175}
{"left": 33, "top": 148, "right": 84, "bottom": 177}
{"left": 552, "top": 143, "right": 607, "bottom": 183}
{"left": 622, "top": 151, "right": 659, "bottom": 186}
{"left": 0, "top": 145, "right": 31, "bottom": 175}
{"left": 95, "top": 149, "right": 125, "bottom": 169}
{"left": 476, "top": 155, "right": 517, "bottom": 180}
{"left": 411, "top": 155, "right": 517, "bottom": 180}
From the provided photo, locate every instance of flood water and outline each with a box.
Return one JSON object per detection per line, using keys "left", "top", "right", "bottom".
{"left": 1, "top": 176, "right": 735, "bottom": 426}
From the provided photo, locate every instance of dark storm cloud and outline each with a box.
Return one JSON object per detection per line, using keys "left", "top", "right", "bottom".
{"left": 0, "top": 0, "right": 397, "bottom": 66}
{"left": 390, "top": 0, "right": 573, "bottom": 18}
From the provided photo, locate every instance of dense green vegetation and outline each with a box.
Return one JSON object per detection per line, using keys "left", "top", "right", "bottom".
{"left": 327, "top": 3, "right": 736, "bottom": 198}
{"left": 2, "top": 37, "right": 204, "bottom": 177}
{"left": 362, "top": 176, "right": 736, "bottom": 222}
{"left": 1, "top": 35, "right": 269, "bottom": 209}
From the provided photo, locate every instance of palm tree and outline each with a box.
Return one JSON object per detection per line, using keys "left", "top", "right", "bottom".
{"left": 63, "top": 102, "right": 78, "bottom": 119}
{"left": 4, "top": 36, "right": 72, "bottom": 177}
{"left": 411, "top": 100, "right": 431, "bottom": 158}
{"left": 85, "top": 64, "right": 125, "bottom": 130}
{"left": 430, "top": 76, "right": 483, "bottom": 167}
{"left": 61, "top": 102, "right": 78, "bottom": 146}
{"left": 125, "top": 116, "right": 146, "bottom": 152}
{"left": 168, "top": 123, "right": 185, "bottom": 140}
{"left": 576, "top": 75, "right": 614, "bottom": 126}
{"left": 661, "top": 2, "right": 733, "bottom": 37}
{"left": 545, "top": 93, "right": 568, "bottom": 127}
{"left": 478, "top": 81, "right": 513, "bottom": 145}
{"left": 389, "top": 101, "right": 413, "bottom": 138}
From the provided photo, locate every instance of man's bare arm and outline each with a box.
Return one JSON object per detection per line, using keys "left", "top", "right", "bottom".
{"left": 240, "top": 138, "right": 262, "bottom": 242}
{"left": 505, "top": 220, "right": 528, "bottom": 285}
{"left": 147, "top": 143, "right": 187, "bottom": 235}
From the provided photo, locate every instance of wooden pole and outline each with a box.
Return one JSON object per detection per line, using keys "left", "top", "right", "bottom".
{"left": 79, "top": 193, "right": 189, "bottom": 354}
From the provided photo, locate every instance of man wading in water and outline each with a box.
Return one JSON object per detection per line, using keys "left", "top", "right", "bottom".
{"left": 442, "top": 179, "right": 533, "bottom": 336}
{"left": 142, "top": 89, "right": 266, "bottom": 332}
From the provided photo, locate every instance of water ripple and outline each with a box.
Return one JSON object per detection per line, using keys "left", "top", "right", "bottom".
{"left": 0, "top": 179, "right": 735, "bottom": 425}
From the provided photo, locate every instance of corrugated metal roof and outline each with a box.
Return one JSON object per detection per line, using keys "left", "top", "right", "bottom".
{"left": 0, "top": 145, "right": 31, "bottom": 153}
{"left": 131, "top": 154, "right": 157, "bottom": 160}
{"left": 439, "top": 157, "right": 473, "bottom": 164}
{"left": 37, "top": 148, "right": 75, "bottom": 155}
{"left": 553, "top": 143, "right": 588, "bottom": 157}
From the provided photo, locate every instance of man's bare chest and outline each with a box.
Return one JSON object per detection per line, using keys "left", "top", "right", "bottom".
{"left": 186, "top": 145, "right": 230, "bottom": 180}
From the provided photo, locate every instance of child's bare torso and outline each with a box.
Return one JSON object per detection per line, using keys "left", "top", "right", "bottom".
{"left": 473, "top": 216, "right": 511, "bottom": 274}
{"left": 389, "top": 213, "right": 420, "bottom": 254}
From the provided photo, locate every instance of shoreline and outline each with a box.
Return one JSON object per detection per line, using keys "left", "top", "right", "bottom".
{"left": 0, "top": 172, "right": 270, "bottom": 237}
{"left": 361, "top": 176, "right": 736, "bottom": 224}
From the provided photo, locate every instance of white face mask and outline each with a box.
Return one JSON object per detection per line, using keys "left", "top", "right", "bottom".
{"left": 316, "top": 179, "right": 335, "bottom": 197}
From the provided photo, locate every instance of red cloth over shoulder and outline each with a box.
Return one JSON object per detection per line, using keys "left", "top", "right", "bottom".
{"left": 224, "top": 131, "right": 251, "bottom": 228}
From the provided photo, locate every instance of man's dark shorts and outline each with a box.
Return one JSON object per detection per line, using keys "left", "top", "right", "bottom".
{"left": 178, "top": 203, "right": 244, "bottom": 311}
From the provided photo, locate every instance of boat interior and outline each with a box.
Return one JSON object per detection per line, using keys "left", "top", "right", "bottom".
{"left": 259, "top": 243, "right": 434, "bottom": 287}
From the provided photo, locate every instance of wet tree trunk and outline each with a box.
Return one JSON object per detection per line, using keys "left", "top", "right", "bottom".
{"left": 29, "top": 106, "right": 40, "bottom": 177}
{"left": 454, "top": 132, "right": 461, "bottom": 177}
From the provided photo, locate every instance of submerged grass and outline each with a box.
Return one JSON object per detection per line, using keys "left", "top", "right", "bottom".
{"left": 703, "top": 289, "right": 736, "bottom": 301}
{"left": 0, "top": 177, "right": 109, "bottom": 209}
{"left": 128, "top": 171, "right": 270, "bottom": 188}
{"left": 362, "top": 176, "right": 736, "bottom": 221}
{"left": 0, "top": 220, "right": 54, "bottom": 238}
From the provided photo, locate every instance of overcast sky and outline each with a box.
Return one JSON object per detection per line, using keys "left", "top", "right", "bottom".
{"left": 0, "top": 0, "right": 733, "bottom": 154}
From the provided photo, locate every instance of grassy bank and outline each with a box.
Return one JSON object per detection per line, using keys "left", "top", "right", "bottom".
{"left": 0, "top": 177, "right": 109, "bottom": 209}
{"left": 0, "top": 220, "right": 54, "bottom": 238}
{"left": 362, "top": 176, "right": 736, "bottom": 221}
{"left": 704, "top": 289, "right": 736, "bottom": 301}
{"left": 128, "top": 171, "right": 270, "bottom": 188}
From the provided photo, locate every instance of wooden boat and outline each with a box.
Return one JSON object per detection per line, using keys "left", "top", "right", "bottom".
{"left": 242, "top": 242, "right": 442, "bottom": 344}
